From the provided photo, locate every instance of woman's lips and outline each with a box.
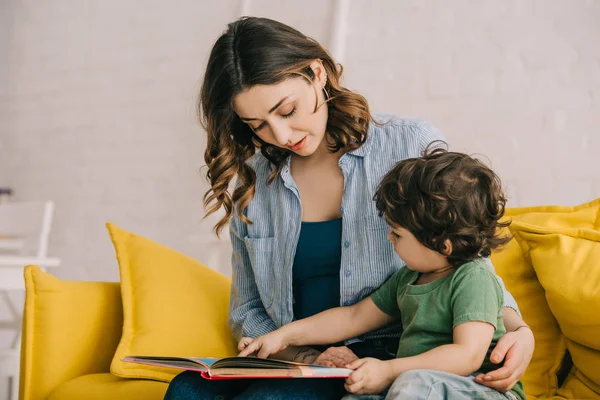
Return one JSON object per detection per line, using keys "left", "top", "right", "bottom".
{"left": 289, "top": 136, "right": 307, "bottom": 151}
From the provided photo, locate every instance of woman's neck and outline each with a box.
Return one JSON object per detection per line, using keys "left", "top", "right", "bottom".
{"left": 292, "top": 137, "right": 343, "bottom": 167}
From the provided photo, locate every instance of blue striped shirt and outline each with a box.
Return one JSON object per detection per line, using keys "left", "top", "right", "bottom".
{"left": 228, "top": 114, "right": 519, "bottom": 342}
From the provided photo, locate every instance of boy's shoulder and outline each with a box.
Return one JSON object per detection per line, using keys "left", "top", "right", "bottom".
{"left": 450, "top": 259, "right": 503, "bottom": 292}
{"left": 378, "top": 265, "right": 418, "bottom": 292}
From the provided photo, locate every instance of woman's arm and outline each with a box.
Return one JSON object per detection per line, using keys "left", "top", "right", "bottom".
{"left": 228, "top": 212, "right": 278, "bottom": 339}
{"left": 475, "top": 309, "right": 535, "bottom": 391}
{"left": 475, "top": 260, "right": 535, "bottom": 391}
{"left": 229, "top": 213, "right": 333, "bottom": 362}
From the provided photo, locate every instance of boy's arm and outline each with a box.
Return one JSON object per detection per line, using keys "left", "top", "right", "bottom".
{"left": 386, "top": 321, "right": 495, "bottom": 377}
{"left": 286, "top": 297, "right": 395, "bottom": 345}
{"left": 380, "top": 265, "right": 500, "bottom": 378}
{"left": 239, "top": 297, "right": 395, "bottom": 358}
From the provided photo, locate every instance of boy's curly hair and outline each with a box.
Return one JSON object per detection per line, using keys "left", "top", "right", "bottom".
{"left": 374, "top": 144, "right": 511, "bottom": 267}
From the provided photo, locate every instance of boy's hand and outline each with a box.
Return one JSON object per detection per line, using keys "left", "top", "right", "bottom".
{"left": 238, "top": 331, "right": 288, "bottom": 359}
{"left": 344, "top": 358, "right": 394, "bottom": 395}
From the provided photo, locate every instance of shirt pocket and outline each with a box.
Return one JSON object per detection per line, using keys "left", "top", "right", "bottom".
{"left": 363, "top": 215, "right": 401, "bottom": 288}
{"left": 243, "top": 236, "right": 275, "bottom": 309}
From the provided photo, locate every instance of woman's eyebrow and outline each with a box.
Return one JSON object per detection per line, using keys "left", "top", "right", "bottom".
{"left": 239, "top": 96, "right": 290, "bottom": 121}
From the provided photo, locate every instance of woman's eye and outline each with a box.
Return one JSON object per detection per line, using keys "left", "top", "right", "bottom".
{"left": 252, "top": 122, "right": 266, "bottom": 131}
{"left": 281, "top": 108, "right": 296, "bottom": 119}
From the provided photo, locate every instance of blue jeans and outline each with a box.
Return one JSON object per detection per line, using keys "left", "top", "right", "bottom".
{"left": 163, "top": 371, "right": 346, "bottom": 400}
{"left": 341, "top": 370, "right": 518, "bottom": 400}
{"left": 164, "top": 338, "right": 398, "bottom": 400}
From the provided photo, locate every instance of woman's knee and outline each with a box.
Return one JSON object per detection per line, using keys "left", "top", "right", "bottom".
{"left": 163, "top": 371, "right": 208, "bottom": 400}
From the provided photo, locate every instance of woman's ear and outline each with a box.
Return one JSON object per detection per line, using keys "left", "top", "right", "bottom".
{"left": 309, "top": 59, "right": 327, "bottom": 87}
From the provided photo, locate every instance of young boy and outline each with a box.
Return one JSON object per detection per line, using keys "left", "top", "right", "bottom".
{"left": 239, "top": 147, "right": 526, "bottom": 400}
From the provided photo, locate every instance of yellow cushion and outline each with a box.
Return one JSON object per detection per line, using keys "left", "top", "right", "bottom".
{"left": 491, "top": 198, "right": 600, "bottom": 399}
{"left": 558, "top": 368, "right": 600, "bottom": 400}
{"left": 512, "top": 224, "right": 600, "bottom": 399}
{"left": 21, "top": 266, "right": 123, "bottom": 400}
{"left": 48, "top": 373, "right": 167, "bottom": 400}
{"left": 107, "top": 223, "right": 237, "bottom": 382}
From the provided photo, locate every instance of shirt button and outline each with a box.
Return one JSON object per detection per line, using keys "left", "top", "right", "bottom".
{"left": 344, "top": 241, "right": 351, "bottom": 248}
{"left": 344, "top": 270, "right": 351, "bottom": 277}
{"left": 340, "top": 206, "right": 344, "bottom": 213}
{"left": 344, "top": 300, "right": 351, "bottom": 306}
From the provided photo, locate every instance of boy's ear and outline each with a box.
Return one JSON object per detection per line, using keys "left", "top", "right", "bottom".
{"left": 442, "top": 239, "right": 453, "bottom": 256}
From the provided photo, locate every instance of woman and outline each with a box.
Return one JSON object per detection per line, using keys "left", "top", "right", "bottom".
{"left": 165, "top": 16, "right": 534, "bottom": 400}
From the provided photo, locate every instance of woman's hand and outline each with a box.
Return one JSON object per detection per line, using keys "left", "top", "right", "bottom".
{"left": 475, "top": 327, "right": 535, "bottom": 392}
{"left": 238, "top": 331, "right": 288, "bottom": 359}
{"left": 344, "top": 358, "right": 394, "bottom": 395}
{"left": 313, "top": 346, "right": 359, "bottom": 367}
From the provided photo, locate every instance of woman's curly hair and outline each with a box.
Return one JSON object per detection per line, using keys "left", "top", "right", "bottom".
{"left": 200, "top": 17, "right": 372, "bottom": 235}
{"left": 374, "top": 144, "right": 511, "bottom": 267}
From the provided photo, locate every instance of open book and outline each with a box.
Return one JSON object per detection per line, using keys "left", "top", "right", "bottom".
{"left": 122, "top": 355, "right": 353, "bottom": 380}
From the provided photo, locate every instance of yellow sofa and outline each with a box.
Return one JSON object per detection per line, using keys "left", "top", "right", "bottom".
{"left": 18, "top": 200, "right": 600, "bottom": 400}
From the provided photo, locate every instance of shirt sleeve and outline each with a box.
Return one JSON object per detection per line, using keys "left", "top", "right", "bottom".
{"left": 482, "top": 257, "right": 521, "bottom": 316}
{"left": 413, "top": 120, "right": 446, "bottom": 153}
{"left": 450, "top": 265, "right": 504, "bottom": 328}
{"left": 370, "top": 268, "right": 412, "bottom": 318}
{"left": 228, "top": 211, "right": 278, "bottom": 340}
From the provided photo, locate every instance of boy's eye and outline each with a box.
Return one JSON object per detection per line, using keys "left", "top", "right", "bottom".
{"left": 389, "top": 231, "right": 401, "bottom": 240}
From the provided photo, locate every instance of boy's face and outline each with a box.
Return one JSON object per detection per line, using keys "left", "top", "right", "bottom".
{"left": 387, "top": 226, "right": 450, "bottom": 273}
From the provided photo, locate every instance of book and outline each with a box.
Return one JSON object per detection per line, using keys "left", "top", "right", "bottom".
{"left": 122, "top": 355, "right": 353, "bottom": 380}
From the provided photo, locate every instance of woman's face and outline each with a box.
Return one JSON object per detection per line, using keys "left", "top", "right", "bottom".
{"left": 233, "top": 61, "right": 329, "bottom": 157}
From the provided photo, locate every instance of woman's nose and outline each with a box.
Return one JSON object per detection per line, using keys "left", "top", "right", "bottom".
{"left": 270, "top": 121, "right": 292, "bottom": 147}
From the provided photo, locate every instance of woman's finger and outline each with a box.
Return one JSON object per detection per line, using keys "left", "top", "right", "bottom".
{"left": 238, "top": 340, "right": 261, "bottom": 357}
{"left": 478, "top": 375, "right": 518, "bottom": 392}
{"left": 483, "top": 343, "right": 522, "bottom": 382}
{"left": 256, "top": 343, "right": 272, "bottom": 359}
{"left": 490, "top": 332, "right": 518, "bottom": 364}
{"left": 481, "top": 365, "right": 512, "bottom": 381}
{"left": 237, "top": 337, "right": 252, "bottom": 351}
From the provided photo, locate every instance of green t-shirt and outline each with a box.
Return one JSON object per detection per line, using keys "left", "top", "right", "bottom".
{"left": 371, "top": 259, "right": 525, "bottom": 400}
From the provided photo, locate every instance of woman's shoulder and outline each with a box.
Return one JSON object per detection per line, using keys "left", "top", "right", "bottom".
{"left": 369, "top": 113, "right": 446, "bottom": 148}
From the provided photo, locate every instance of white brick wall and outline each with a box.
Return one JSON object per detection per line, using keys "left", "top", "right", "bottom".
{"left": 343, "top": 0, "right": 600, "bottom": 206}
{"left": 0, "top": 1, "right": 599, "bottom": 396}
{"left": 2, "top": 0, "right": 597, "bottom": 280}
{"left": 0, "top": 0, "right": 598, "bottom": 281}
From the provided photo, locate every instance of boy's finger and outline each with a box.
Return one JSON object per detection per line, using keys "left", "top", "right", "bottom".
{"left": 344, "top": 379, "right": 363, "bottom": 394}
{"left": 346, "top": 370, "right": 362, "bottom": 384}
{"left": 346, "top": 358, "right": 368, "bottom": 370}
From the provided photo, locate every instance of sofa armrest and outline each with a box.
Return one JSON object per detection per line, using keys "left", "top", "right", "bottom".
{"left": 21, "top": 266, "right": 123, "bottom": 400}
